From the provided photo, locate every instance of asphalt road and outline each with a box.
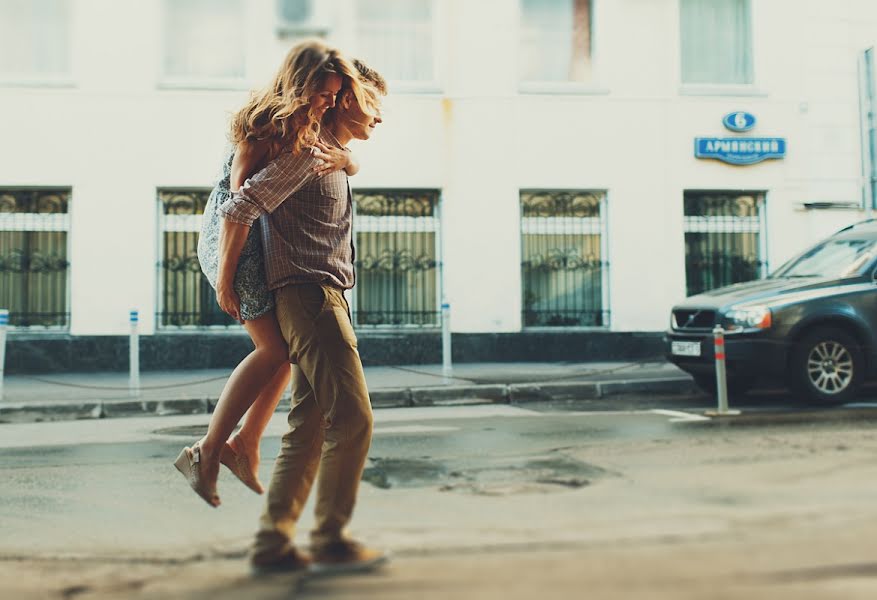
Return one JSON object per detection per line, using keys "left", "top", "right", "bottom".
{"left": 3, "top": 396, "right": 877, "bottom": 599}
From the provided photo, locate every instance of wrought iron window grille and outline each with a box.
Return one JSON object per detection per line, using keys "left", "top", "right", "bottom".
{"left": 157, "top": 189, "right": 239, "bottom": 329}
{"left": 0, "top": 188, "right": 71, "bottom": 330}
{"left": 520, "top": 190, "right": 610, "bottom": 328}
{"left": 683, "top": 192, "right": 767, "bottom": 297}
{"left": 352, "top": 190, "right": 442, "bottom": 328}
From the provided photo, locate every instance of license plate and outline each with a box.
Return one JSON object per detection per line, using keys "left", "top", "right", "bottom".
{"left": 671, "top": 341, "right": 701, "bottom": 357}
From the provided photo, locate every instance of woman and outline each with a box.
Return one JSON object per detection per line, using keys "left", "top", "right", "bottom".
{"left": 174, "top": 41, "right": 385, "bottom": 507}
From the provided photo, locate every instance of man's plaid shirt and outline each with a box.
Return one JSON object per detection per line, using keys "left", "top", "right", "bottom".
{"left": 219, "top": 131, "right": 355, "bottom": 291}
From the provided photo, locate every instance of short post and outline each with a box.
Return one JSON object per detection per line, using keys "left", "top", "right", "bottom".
{"left": 0, "top": 309, "right": 8, "bottom": 401}
{"left": 129, "top": 309, "right": 140, "bottom": 398}
{"left": 707, "top": 325, "right": 740, "bottom": 417}
{"left": 441, "top": 302, "right": 452, "bottom": 381}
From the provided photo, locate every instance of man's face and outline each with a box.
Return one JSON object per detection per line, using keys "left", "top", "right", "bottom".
{"left": 310, "top": 73, "right": 342, "bottom": 117}
{"left": 344, "top": 92, "right": 383, "bottom": 141}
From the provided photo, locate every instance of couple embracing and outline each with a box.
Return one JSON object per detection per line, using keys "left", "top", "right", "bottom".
{"left": 174, "top": 40, "right": 387, "bottom": 576}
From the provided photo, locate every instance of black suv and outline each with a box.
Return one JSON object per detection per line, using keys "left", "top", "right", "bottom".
{"left": 666, "top": 219, "right": 877, "bottom": 402}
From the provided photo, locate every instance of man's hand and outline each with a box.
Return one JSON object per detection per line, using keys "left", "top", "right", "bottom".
{"left": 312, "top": 141, "right": 351, "bottom": 177}
{"left": 216, "top": 281, "right": 243, "bottom": 324}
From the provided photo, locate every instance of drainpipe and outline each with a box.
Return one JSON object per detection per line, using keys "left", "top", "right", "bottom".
{"left": 859, "top": 48, "right": 877, "bottom": 217}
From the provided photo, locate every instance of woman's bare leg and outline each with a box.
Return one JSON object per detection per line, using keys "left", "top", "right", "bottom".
{"left": 195, "top": 311, "right": 289, "bottom": 482}
{"left": 227, "top": 360, "right": 292, "bottom": 484}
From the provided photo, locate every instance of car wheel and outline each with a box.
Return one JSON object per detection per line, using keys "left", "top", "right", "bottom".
{"left": 788, "top": 327, "right": 864, "bottom": 403}
{"left": 692, "top": 373, "right": 754, "bottom": 397}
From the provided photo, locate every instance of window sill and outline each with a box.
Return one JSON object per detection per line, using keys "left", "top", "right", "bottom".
{"left": 796, "top": 201, "right": 864, "bottom": 211}
{"left": 156, "top": 326, "right": 246, "bottom": 334}
{"left": 522, "top": 325, "right": 611, "bottom": 332}
{"left": 518, "top": 81, "right": 610, "bottom": 96}
{"left": 0, "top": 77, "right": 76, "bottom": 89}
{"left": 7, "top": 327, "right": 71, "bottom": 336}
{"left": 157, "top": 78, "right": 249, "bottom": 92}
{"left": 679, "top": 84, "right": 767, "bottom": 98}
{"left": 275, "top": 24, "right": 330, "bottom": 38}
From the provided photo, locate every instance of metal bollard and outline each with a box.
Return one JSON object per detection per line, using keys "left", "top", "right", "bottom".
{"left": 441, "top": 302, "right": 452, "bottom": 381}
{"left": 129, "top": 309, "right": 140, "bottom": 398}
{"left": 707, "top": 325, "right": 740, "bottom": 417}
{"left": 0, "top": 309, "right": 7, "bottom": 402}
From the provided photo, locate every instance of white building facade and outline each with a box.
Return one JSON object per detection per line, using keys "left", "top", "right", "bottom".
{"left": 2, "top": 0, "right": 877, "bottom": 367}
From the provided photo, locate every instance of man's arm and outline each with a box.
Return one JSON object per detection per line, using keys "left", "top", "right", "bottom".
{"left": 219, "top": 146, "right": 320, "bottom": 226}
{"left": 216, "top": 144, "right": 320, "bottom": 320}
{"left": 215, "top": 218, "right": 250, "bottom": 323}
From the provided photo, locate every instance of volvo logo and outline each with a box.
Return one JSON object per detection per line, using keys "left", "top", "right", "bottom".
{"left": 684, "top": 311, "right": 700, "bottom": 328}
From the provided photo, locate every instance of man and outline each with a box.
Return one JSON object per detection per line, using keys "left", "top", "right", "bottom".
{"left": 219, "top": 63, "right": 388, "bottom": 575}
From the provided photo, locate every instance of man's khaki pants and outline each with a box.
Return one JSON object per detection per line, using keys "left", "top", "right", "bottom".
{"left": 251, "top": 282, "right": 373, "bottom": 563}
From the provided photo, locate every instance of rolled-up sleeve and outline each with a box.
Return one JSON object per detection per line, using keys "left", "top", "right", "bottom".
{"left": 219, "top": 146, "right": 319, "bottom": 226}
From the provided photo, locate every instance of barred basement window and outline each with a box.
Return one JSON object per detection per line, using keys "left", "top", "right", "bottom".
{"left": 684, "top": 191, "right": 767, "bottom": 297}
{"left": 353, "top": 190, "right": 440, "bottom": 327}
{"left": 0, "top": 189, "right": 70, "bottom": 329}
{"left": 157, "top": 190, "right": 236, "bottom": 328}
{"left": 521, "top": 190, "right": 609, "bottom": 327}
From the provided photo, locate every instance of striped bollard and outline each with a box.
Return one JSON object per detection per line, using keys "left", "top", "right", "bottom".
{"left": 707, "top": 325, "right": 740, "bottom": 417}
{"left": 441, "top": 302, "right": 452, "bottom": 381}
{"left": 0, "top": 309, "right": 7, "bottom": 401}
{"left": 129, "top": 309, "right": 140, "bottom": 398}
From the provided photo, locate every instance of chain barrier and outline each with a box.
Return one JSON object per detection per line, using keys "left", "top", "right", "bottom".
{"left": 13, "top": 358, "right": 668, "bottom": 392}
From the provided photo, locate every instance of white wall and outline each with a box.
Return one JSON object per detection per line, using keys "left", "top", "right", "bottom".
{"left": 2, "top": 0, "right": 877, "bottom": 335}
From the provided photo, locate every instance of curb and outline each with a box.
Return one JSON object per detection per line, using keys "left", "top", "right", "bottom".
{"left": 0, "top": 377, "right": 696, "bottom": 424}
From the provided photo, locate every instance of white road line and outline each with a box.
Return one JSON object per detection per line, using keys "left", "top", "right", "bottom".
{"left": 374, "top": 425, "right": 458, "bottom": 435}
{"left": 651, "top": 409, "right": 711, "bottom": 423}
{"left": 375, "top": 405, "right": 543, "bottom": 423}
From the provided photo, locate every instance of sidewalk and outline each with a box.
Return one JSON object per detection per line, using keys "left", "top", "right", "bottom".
{"left": 0, "top": 360, "right": 697, "bottom": 423}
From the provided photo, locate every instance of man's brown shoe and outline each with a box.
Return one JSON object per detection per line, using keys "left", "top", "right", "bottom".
{"left": 250, "top": 548, "right": 312, "bottom": 576}
{"left": 309, "top": 540, "right": 388, "bottom": 575}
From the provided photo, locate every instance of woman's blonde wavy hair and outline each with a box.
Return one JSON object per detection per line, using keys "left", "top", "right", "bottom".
{"left": 229, "top": 40, "right": 376, "bottom": 158}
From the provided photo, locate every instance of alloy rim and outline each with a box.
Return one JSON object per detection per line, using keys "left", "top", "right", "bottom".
{"left": 806, "top": 341, "right": 854, "bottom": 394}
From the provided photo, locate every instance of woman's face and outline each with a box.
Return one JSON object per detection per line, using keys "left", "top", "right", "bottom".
{"left": 310, "top": 73, "right": 342, "bottom": 117}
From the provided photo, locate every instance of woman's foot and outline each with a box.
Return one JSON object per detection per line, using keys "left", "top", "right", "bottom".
{"left": 220, "top": 433, "right": 264, "bottom": 494}
{"left": 173, "top": 441, "right": 221, "bottom": 507}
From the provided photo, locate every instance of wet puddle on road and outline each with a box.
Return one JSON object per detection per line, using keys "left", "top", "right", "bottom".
{"left": 363, "top": 454, "right": 617, "bottom": 496}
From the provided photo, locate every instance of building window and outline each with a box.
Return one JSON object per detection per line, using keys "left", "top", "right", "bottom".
{"left": 157, "top": 190, "right": 236, "bottom": 328}
{"left": 519, "top": 0, "right": 592, "bottom": 83}
{"left": 0, "top": 0, "right": 70, "bottom": 81}
{"left": 276, "top": 0, "right": 329, "bottom": 38}
{"left": 354, "top": 0, "right": 434, "bottom": 84}
{"left": 521, "top": 191, "right": 608, "bottom": 328}
{"left": 0, "top": 189, "right": 70, "bottom": 329}
{"left": 162, "top": 0, "right": 245, "bottom": 84}
{"left": 684, "top": 191, "right": 766, "bottom": 297}
{"left": 680, "top": 0, "right": 753, "bottom": 85}
{"left": 353, "top": 190, "right": 440, "bottom": 327}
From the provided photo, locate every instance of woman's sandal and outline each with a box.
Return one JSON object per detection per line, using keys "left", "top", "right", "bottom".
{"left": 173, "top": 442, "right": 221, "bottom": 507}
{"left": 220, "top": 438, "right": 265, "bottom": 495}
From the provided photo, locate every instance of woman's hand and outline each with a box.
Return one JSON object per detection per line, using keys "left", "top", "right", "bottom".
{"left": 216, "top": 280, "right": 243, "bottom": 324}
{"left": 312, "top": 141, "right": 351, "bottom": 177}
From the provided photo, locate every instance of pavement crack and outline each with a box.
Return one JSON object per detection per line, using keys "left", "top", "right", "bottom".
{"left": 758, "top": 562, "right": 877, "bottom": 583}
{"left": 61, "top": 584, "right": 90, "bottom": 599}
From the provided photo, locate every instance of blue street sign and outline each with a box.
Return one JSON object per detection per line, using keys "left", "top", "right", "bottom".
{"left": 694, "top": 137, "right": 786, "bottom": 165}
{"left": 722, "top": 111, "right": 757, "bottom": 132}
